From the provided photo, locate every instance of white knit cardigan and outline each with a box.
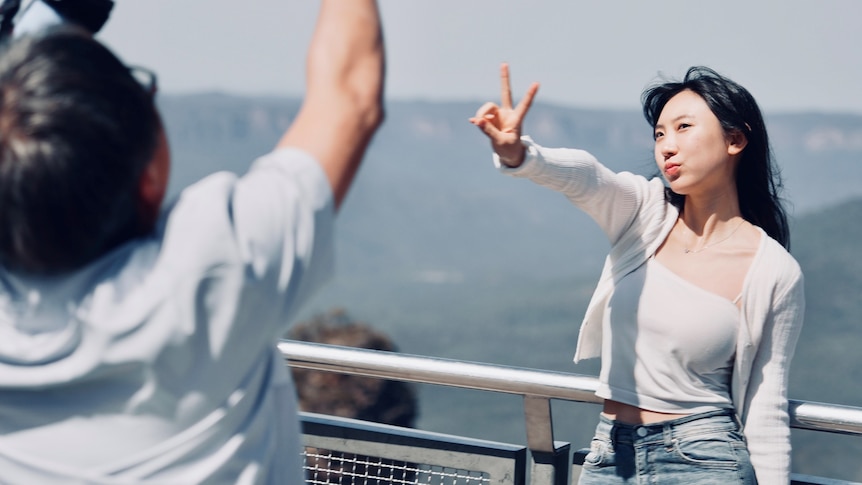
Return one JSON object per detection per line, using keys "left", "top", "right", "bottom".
{"left": 496, "top": 136, "right": 805, "bottom": 484}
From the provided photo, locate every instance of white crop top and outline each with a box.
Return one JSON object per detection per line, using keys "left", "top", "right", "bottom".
{"left": 596, "top": 257, "right": 738, "bottom": 414}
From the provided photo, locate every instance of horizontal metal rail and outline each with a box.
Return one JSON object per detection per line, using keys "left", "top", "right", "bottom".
{"left": 279, "top": 340, "right": 862, "bottom": 437}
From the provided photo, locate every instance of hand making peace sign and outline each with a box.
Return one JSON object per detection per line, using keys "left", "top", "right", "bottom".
{"left": 469, "top": 63, "right": 540, "bottom": 168}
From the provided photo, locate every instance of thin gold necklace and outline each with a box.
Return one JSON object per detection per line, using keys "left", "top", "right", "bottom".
{"left": 683, "top": 219, "right": 745, "bottom": 254}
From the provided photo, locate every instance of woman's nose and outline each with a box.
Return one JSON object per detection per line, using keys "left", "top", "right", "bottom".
{"left": 659, "top": 137, "right": 678, "bottom": 159}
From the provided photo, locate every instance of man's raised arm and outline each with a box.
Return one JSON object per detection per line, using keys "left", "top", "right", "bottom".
{"left": 278, "top": 0, "right": 385, "bottom": 210}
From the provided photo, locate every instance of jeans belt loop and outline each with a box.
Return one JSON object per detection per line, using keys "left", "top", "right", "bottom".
{"left": 662, "top": 423, "right": 674, "bottom": 448}
{"left": 732, "top": 411, "right": 746, "bottom": 435}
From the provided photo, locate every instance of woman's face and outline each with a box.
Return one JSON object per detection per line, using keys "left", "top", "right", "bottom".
{"left": 653, "top": 89, "right": 743, "bottom": 197}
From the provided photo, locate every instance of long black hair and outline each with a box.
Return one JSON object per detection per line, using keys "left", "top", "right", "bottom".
{"left": 641, "top": 66, "right": 790, "bottom": 249}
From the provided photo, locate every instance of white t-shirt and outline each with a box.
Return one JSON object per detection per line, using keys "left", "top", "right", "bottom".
{"left": 0, "top": 148, "right": 334, "bottom": 484}
{"left": 596, "top": 257, "right": 737, "bottom": 413}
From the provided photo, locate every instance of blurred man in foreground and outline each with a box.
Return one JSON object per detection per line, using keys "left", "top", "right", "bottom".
{"left": 0, "top": 1, "right": 385, "bottom": 483}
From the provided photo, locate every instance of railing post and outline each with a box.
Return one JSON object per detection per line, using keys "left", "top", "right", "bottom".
{"left": 524, "top": 396, "right": 555, "bottom": 453}
{"left": 529, "top": 443, "right": 571, "bottom": 485}
{"left": 524, "top": 396, "right": 570, "bottom": 485}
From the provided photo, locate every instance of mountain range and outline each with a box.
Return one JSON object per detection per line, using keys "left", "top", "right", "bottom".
{"left": 158, "top": 93, "right": 862, "bottom": 481}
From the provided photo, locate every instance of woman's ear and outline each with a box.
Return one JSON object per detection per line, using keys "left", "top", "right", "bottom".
{"left": 727, "top": 129, "right": 748, "bottom": 156}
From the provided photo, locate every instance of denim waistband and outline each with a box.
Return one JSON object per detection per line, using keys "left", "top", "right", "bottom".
{"left": 595, "top": 408, "right": 742, "bottom": 446}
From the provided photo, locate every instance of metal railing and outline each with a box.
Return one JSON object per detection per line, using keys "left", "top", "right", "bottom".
{"left": 281, "top": 340, "right": 862, "bottom": 484}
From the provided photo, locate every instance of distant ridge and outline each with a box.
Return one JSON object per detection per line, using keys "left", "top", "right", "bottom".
{"left": 158, "top": 94, "right": 862, "bottom": 214}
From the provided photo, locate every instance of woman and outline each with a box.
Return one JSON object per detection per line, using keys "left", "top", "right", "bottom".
{"left": 470, "top": 64, "right": 804, "bottom": 484}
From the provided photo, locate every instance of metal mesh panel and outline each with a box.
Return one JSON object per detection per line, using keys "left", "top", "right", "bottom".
{"left": 303, "top": 448, "right": 491, "bottom": 485}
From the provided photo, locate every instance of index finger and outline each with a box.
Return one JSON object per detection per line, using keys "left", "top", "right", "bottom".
{"left": 500, "top": 63, "right": 513, "bottom": 109}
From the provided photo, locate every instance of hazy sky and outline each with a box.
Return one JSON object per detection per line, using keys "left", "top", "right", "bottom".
{"left": 99, "top": 0, "right": 862, "bottom": 114}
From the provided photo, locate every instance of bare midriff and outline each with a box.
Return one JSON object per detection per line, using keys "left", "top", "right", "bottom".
{"left": 601, "top": 399, "right": 690, "bottom": 425}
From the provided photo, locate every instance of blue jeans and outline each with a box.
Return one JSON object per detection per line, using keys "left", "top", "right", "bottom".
{"left": 577, "top": 409, "right": 757, "bottom": 484}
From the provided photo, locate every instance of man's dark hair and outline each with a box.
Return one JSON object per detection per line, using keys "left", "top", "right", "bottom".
{"left": 0, "top": 26, "right": 160, "bottom": 274}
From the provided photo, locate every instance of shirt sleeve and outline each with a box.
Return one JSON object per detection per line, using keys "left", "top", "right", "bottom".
{"left": 495, "top": 136, "right": 665, "bottom": 246}
{"left": 742, "top": 264, "right": 805, "bottom": 484}
{"left": 230, "top": 147, "right": 336, "bottom": 322}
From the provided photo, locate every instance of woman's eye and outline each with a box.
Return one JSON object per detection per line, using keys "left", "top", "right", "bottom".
{"left": 678, "top": 123, "right": 691, "bottom": 130}
{"left": 653, "top": 131, "right": 664, "bottom": 140}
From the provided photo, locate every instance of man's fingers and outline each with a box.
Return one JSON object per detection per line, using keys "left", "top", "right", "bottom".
{"left": 500, "top": 63, "right": 513, "bottom": 109}
{"left": 515, "top": 82, "right": 540, "bottom": 119}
